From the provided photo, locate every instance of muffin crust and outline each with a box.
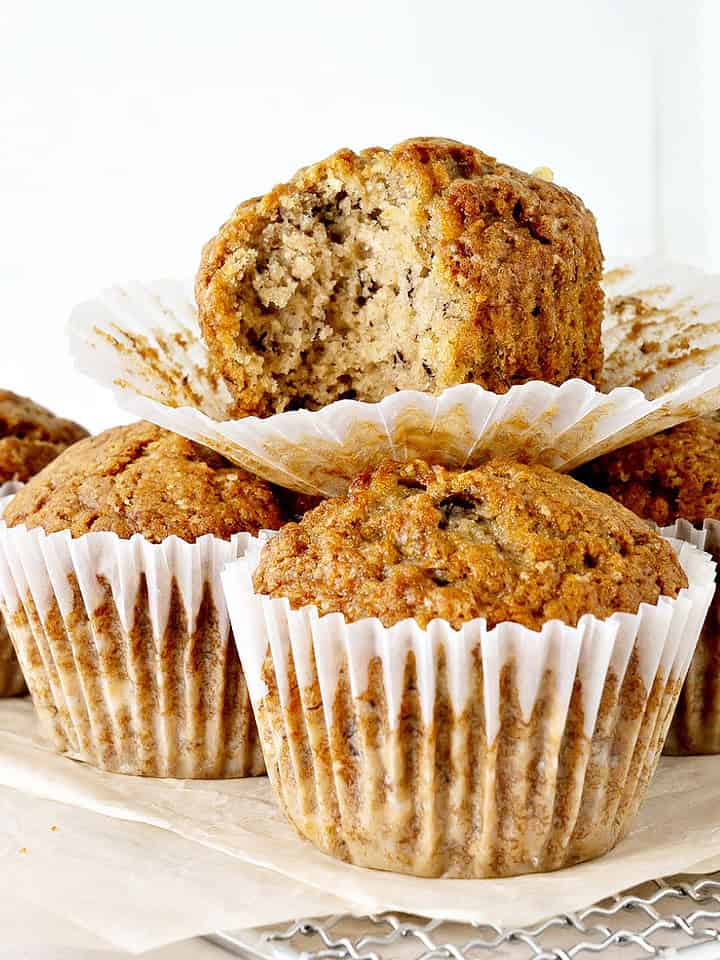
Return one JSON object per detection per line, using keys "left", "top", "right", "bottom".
{"left": 197, "top": 137, "right": 604, "bottom": 416}
{"left": 575, "top": 416, "right": 720, "bottom": 526}
{"left": 5, "top": 421, "right": 285, "bottom": 541}
{"left": 253, "top": 458, "right": 686, "bottom": 630}
{"left": 576, "top": 418, "right": 720, "bottom": 758}
{"left": 0, "top": 389, "right": 88, "bottom": 483}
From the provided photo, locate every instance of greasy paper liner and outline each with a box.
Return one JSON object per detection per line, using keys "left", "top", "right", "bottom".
{"left": 661, "top": 519, "right": 720, "bottom": 756}
{"left": 601, "top": 258, "right": 720, "bottom": 396}
{"left": 221, "top": 534, "right": 715, "bottom": 878}
{"left": 68, "top": 258, "right": 720, "bottom": 496}
{"left": 0, "top": 484, "right": 26, "bottom": 697}
{"left": 0, "top": 495, "right": 265, "bottom": 777}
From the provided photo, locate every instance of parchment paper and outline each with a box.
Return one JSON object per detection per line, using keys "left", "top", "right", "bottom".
{"left": 0, "top": 783, "right": 346, "bottom": 954}
{"left": 0, "top": 699, "right": 719, "bottom": 955}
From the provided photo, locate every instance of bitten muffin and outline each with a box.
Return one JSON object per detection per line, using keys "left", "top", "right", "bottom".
{"left": 0, "top": 390, "right": 88, "bottom": 697}
{"left": 197, "top": 137, "right": 604, "bottom": 416}
{"left": 228, "top": 458, "right": 711, "bottom": 879}
{"left": 0, "top": 421, "right": 288, "bottom": 777}
{"left": 254, "top": 458, "right": 686, "bottom": 629}
{"left": 577, "top": 416, "right": 720, "bottom": 755}
{"left": 0, "top": 389, "right": 88, "bottom": 483}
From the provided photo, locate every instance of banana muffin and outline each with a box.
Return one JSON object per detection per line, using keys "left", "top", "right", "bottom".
{"left": 577, "top": 416, "right": 720, "bottom": 755}
{"left": 197, "top": 137, "right": 604, "bottom": 416}
{"left": 0, "top": 389, "right": 88, "bottom": 696}
{"left": 575, "top": 416, "right": 720, "bottom": 526}
{"left": 5, "top": 419, "right": 285, "bottom": 540}
{"left": 254, "top": 458, "right": 686, "bottom": 630}
{"left": 0, "top": 421, "right": 288, "bottom": 777}
{"left": 229, "top": 457, "right": 710, "bottom": 878}
{"left": 0, "top": 389, "right": 88, "bottom": 484}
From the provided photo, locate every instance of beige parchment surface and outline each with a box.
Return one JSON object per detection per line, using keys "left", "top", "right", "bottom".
{"left": 0, "top": 699, "right": 718, "bottom": 954}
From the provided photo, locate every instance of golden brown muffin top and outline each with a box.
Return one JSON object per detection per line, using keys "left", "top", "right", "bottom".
{"left": 197, "top": 136, "right": 603, "bottom": 416}
{"left": 253, "top": 458, "right": 686, "bottom": 631}
{"left": 0, "top": 389, "right": 88, "bottom": 484}
{"left": 4, "top": 421, "right": 286, "bottom": 542}
{"left": 575, "top": 416, "right": 720, "bottom": 526}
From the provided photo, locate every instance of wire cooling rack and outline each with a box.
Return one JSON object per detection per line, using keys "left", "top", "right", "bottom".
{"left": 207, "top": 874, "right": 720, "bottom": 960}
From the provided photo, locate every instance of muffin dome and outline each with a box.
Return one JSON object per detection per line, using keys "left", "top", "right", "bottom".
{"left": 4, "top": 421, "right": 286, "bottom": 541}
{"left": 0, "top": 389, "right": 88, "bottom": 484}
{"left": 197, "top": 137, "right": 604, "bottom": 416}
{"left": 253, "top": 457, "right": 686, "bottom": 630}
{"left": 575, "top": 416, "right": 720, "bottom": 526}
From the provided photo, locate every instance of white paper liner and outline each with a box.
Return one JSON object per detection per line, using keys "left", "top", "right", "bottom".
{"left": 220, "top": 533, "right": 715, "bottom": 877}
{"left": 0, "top": 494, "right": 266, "bottom": 776}
{"left": 661, "top": 518, "right": 720, "bottom": 755}
{"left": 68, "top": 258, "right": 720, "bottom": 496}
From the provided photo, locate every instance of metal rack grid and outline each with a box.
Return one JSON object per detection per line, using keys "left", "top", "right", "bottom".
{"left": 208, "top": 874, "right": 720, "bottom": 960}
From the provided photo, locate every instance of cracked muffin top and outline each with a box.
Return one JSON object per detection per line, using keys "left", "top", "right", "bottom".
{"left": 197, "top": 136, "right": 603, "bottom": 417}
{"left": 4, "top": 421, "right": 286, "bottom": 542}
{"left": 575, "top": 416, "right": 720, "bottom": 526}
{"left": 253, "top": 458, "right": 687, "bottom": 630}
{"left": 0, "top": 389, "right": 88, "bottom": 484}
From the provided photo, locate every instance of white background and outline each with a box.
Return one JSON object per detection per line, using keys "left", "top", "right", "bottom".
{"left": 1, "top": 0, "right": 717, "bottom": 434}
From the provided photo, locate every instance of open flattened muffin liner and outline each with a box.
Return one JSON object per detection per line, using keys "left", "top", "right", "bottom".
{"left": 68, "top": 258, "right": 720, "bottom": 496}
{"left": 661, "top": 518, "right": 720, "bottom": 756}
{"left": 0, "top": 494, "right": 265, "bottom": 777}
{"left": 221, "top": 530, "right": 715, "bottom": 878}
{"left": 0, "top": 483, "right": 26, "bottom": 697}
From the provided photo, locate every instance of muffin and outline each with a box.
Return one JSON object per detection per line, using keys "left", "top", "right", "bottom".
{"left": 577, "top": 416, "right": 720, "bottom": 755}
{"left": 0, "top": 390, "right": 88, "bottom": 697}
{"left": 0, "top": 421, "right": 287, "bottom": 777}
{"left": 575, "top": 417, "right": 720, "bottom": 526}
{"left": 222, "top": 458, "right": 714, "bottom": 878}
{"left": 197, "top": 137, "right": 604, "bottom": 416}
{"left": 0, "top": 389, "right": 88, "bottom": 484}
{"left": 274, "top": 489, "right": 325, "bottom": 523}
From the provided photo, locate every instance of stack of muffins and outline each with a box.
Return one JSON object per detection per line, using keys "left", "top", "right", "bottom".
{"left": 0, "top": 138, "right": 717, "bottom": 880}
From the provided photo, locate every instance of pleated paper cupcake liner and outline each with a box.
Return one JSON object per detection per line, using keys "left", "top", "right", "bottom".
{"left": 601, "top": 258, "right": 720, "bottom": 396}
{"left": 221, "top": 533, "right": 715, "bottom": 878}
{"left": 67, "top": 259, "right": 720, "bottom": 497}
{"left": 0, "top": 483, "right": 26, "bottom": 697}
{"left": 661, "top": 518, "right": 720, "bottom": 756}
{"left": 0, "top": 495, "right": 265, "bottom": 777}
